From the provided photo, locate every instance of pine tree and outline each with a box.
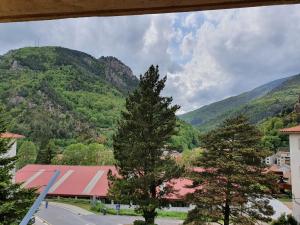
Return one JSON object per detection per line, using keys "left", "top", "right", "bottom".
{"left": 0, "top": 107, "right": 36, "bottom": 224}
{"left": 185, "top": 115, "right": 277, "bottom": 225}
{"left": 110, "top": 65, "right": 182, "bottom": 224}
{"left": 37, "top": 139, "right": 57, "bottom": 164}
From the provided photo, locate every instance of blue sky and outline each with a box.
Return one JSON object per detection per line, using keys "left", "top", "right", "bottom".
{"left": 1, "top": 4, "right": 300, "bottom": 113}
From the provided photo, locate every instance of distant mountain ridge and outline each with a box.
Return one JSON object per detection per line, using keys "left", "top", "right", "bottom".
{"left": 179, "top": 74, "right": 300, "bottom": 130}
{"left": 1, "top": 46, "right": 139, "bottom": 93}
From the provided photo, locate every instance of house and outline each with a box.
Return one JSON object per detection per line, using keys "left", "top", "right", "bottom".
{"left": 265, "top": 148, "right": 290, "bottom": 166}
{"left": 0, "top": 132, "right": 25, "bottom": 181}
{"left": 280, "top": 125, "right": 300, "bottom": 223}
{"left": 265, "top": 164, "right": 292, "bottom": 191}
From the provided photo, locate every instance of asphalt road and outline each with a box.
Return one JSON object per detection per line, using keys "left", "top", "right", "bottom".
{"left": 36, "top": 204, "right": 182, "bottom": 225}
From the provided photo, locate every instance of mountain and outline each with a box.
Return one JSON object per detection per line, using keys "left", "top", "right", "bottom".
{"left": 0, "top": 46, "right": 198, "bottom": 151}
{"left": 98, "top": 56, "right": 139, "bottom": 93}
{"left": 179, "top": 74, "right": 300, "bottom": 131}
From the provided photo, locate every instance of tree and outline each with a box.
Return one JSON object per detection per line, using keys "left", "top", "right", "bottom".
{"left": 110, "top": 65, "right": 182, "bottom": 224}
{"left": 61, "top": 143, "right": 87, "bottom": 165}
{"left": 271, "top": 214, "right": 298, "bottom": 225}
{"left": 179, "top": 148, "right": 203, "bottom": 167}
{"left": 185, "top": 115, "right": 277, "bottom": 225}
{"left": 36, "top": 140, "right": 58, "bottom": 164}
{"left": 57, "top": 143, "right": 115, "bottom": 165}
{"left": 87, "top": 143, "right": 115, "bottom": 165}
{"left": 16, "top": 141, "right": 37, "bottom": 169}
{"left": 0, "top": 107, "right": 36, "bottom": 224}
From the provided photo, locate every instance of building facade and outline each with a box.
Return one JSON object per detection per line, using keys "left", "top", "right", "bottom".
{"left": 280, "top": 126, "right": 300, "bottom": 222}
{"left": 0, "top": 132, "right": 25, "bottom": 181}
{"left": 265, "top": 149, "right": 290, "bottom": 167}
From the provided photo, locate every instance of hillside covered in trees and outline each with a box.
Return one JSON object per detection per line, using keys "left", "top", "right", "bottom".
{"left": 180, "top": 74, "right": 300, "bottom": 131}
{"left": 0, "top": 47, "right": 199, "bottom": 163}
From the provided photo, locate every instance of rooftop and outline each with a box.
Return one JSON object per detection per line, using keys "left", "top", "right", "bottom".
{"left": 16, "top": 164, "right": 196, "bottom": 200}
{"left": 0, "top": 132, "right": 25, "bottom": 139}
{"left": 280, "top": 125, "right": 300, "bottom": 134}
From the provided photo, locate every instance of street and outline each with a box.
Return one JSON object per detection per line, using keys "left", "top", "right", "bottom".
{"left": 36, "top": 202, "right": 183, "bottom": 225}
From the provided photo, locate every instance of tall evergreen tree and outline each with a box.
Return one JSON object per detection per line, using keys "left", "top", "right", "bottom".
{"left": 37, "top": 139, "right": 57, "bottom": 164}
{"left": 0, "top": 107, "right": 36, "bottom": 224}
{"left": 185, "top": 115, "right": 277, "bottom": 225}
{"left": 110, "top": 65, "right": 182, "bottom": 224}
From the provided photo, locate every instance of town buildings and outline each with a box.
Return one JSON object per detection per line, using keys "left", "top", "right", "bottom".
{"left": 265, "top": 148, "right": 290, "bottom": 166}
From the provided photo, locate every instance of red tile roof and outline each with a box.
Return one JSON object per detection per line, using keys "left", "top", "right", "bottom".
{"left": 280, "top": 125, "right": 300, "bottom": 134}
{"left": 16, "top": 164, "right": 197, "bottom": 200}
{"left": 0, "top": 132, "right": 25, "bottom": 139}
{"left": 16, "top": 164, "right": 116, "bottom": 198}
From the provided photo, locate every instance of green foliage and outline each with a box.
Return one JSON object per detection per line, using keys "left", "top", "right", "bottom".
{"left": 0, "top": 46, "right": 199, "bottom": 160}
{"left": 110, "top": 65, "right": 183, "bottom": 225}
{"left": 185, "top": 115, "right": 277, "bottom": 225}
{"left": 259, "top": 110, "right": 300, "bottom": 152}
{"left": 168, "top": 120, "right": 200, "bottom": 152}
{"left": 55, "top": 143, "right": 115, "bottom": 165}
{"left": 36, "top": 140, "right": 59, "bottom": 164}
{"left": 0, "top": 47, "right": 128, "bottom": 150}
{"left": 180, "top": 74, "right": 300, "bottom": 131}
{"left": 16, "top": 141, "right": 37, "bottom": 169}
{"left": 179, "top": 148, "right": 203, "bottom": 167}
{"left": 90, "top": 202, "right": 107, "bottom": 213}
{"left": 271, "top": 214, "right": 298, "bottom": 225}
{"left": 0, "top": 107, "right": 36, "bottom": 224}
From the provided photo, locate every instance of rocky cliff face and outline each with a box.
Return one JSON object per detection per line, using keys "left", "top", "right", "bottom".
{"left": 99, "top": 56, "right": 139, "bottom": 93}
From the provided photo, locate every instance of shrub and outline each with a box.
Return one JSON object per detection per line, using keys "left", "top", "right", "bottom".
{"left": 90, "top": 202, "right": 105, "bottom": 213}
{"left": 271, "top": 214, "right": 298, "bottom": 225}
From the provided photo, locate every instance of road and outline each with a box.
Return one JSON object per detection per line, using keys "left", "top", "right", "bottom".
{"left": 36, "top": 203, "right": 182, "bottom": 225}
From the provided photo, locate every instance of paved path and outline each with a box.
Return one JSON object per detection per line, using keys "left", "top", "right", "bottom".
{"left": 269, "top": 199, "right": 291, "bottom": 219}
{"left": 36, "top": 202, "right": 183, "bottom": 225}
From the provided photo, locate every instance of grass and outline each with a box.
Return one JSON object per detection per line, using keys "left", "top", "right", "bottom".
{"left": 278, "top": 197, "right": 292, "bottom": 203}
{"left": 277, "top": 195, "right": 293, "bottom": 210}
{"left": 49, "top": 197, "right": 92, "bottom": 211}
{"left": 48, "top": 197, "right": 187, "bottom": 220}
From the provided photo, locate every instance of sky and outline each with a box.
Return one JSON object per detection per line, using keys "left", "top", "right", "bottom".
{"left": 1, "top": 5, "right": 300, "bottom": 114}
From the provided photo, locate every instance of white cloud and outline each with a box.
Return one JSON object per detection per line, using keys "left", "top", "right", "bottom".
{"left": 166, "top": 5, "right": 300, "bottom": 113}
{"left": 1, "top": 5, "right": 300, "bottom": 114}
{"left": 0, "top": 14, "right": 178, "bottom": 76}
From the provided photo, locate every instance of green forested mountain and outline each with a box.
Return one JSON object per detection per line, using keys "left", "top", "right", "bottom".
{"left": 0, "top": 46, "right": 198, "bottom": 152}
{"left": 179, "top": 74, "right": 300, "bottom": 131}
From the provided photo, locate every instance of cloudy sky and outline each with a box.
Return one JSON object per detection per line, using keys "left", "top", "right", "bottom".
{"left": 1, "top": 4, "right": 300, "bottom": 114}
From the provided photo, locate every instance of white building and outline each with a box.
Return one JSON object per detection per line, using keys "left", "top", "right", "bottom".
{"left": 265, "top": 149, "right": 290, "bottom": 167}
{"left": 280, "top": 126, "right": 300, "bottom": 223}
{"left": 0, "top": 132, "right": 25, "bottom": 181}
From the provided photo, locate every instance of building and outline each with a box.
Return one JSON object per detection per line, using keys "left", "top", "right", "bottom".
{"left": 265, "top": 148, "right": 290, "bottom": 166}
{"left": 265, "top": 164, "right": 292, "bottom": 192}
{"left": 280, "top": 125, "right": 300, "bottom": 223}
{"left": 16, "top": 164, "right": 195, "bottom": 203}
{"left": 0, "top": 132, "right": 25, "bottom": 181}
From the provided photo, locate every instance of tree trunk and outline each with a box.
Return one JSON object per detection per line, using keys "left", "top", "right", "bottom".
{"left": 143, "top": 209, "right": 156, "bottom": 225}
{"left": 224, "top": 201, "right": 230, "bottom": 225}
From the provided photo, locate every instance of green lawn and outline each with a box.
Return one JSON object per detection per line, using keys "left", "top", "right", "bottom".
{"left": 48, "top": 198, "right": 187, "bottom": 220}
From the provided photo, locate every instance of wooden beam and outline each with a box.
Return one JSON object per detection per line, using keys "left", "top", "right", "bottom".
{"left": 0, "top": 0, "right": 300, "bottom": 23}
